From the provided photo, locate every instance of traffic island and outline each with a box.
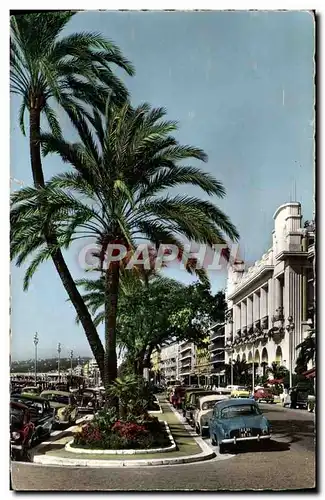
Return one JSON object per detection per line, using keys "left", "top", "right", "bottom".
{"left": 32, "top": 401, "right": 216, "bottom": 467}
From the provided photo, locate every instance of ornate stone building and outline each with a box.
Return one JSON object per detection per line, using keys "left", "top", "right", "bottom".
{"left": 225, "top": 202, "right": 315, "bottom": 382}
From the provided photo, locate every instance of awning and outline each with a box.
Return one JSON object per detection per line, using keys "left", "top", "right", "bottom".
{"left": 303, "top": 367, "right": 315, "bottom": 379}
{"left": 267, "top": 378, "right": 283, "bottom": 385}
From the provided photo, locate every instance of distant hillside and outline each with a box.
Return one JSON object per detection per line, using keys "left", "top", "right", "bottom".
{"left": 10, "top": 357, "right": 92, "bottom": 373}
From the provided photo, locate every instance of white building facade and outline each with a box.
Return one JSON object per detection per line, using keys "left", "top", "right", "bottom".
{"left": 159, "top": 343, "right": 179, "bottom": 383}
{"left": 225, "top": 202, "right": 315, "bottom": 381}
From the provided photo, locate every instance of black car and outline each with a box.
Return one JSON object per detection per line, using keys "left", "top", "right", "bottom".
{"left": 10, "top": 401, "right": 35, "bottom": 461}
{"left": 76, "top": 389, "right": 101, "bottom": 414}
{"left": 11, "top": 394, "right": 55, "bottom": 443}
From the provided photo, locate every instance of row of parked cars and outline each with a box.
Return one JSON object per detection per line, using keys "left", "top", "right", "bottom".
{"left": 168, "top": 385, "right": 272, "bottom": 454}
{"left": 10, "top": 386, "right": 104, "bottom": 460}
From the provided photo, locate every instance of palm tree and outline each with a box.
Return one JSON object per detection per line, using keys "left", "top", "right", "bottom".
{"left": 10, "top": 11, "right": 134, "bottom": 373}
{"left": 11, "top": 100, "right": 239, "bottom": 395}
{"left": 266, "top": 361, "right": 288, "bottom": 380}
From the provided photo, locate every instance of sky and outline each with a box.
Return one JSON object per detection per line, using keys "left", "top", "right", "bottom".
{"left": 10, "top": 10, "right": 315, "bottom": 360}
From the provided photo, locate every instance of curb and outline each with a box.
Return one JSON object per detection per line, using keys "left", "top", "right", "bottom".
{"left": 65, "top": 421, "right": 176, "bottom": 454}
{"left": 167, "top": 403, "right": 214, "bottom": 451}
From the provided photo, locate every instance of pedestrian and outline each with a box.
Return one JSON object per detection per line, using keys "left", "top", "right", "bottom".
{"left": 290, "top": 388, "right": 297, "bottom": 409}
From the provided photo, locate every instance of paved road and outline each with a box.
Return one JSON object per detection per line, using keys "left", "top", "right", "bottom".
{"left": 11, "top": 405, "right": 316, "bottom": 491}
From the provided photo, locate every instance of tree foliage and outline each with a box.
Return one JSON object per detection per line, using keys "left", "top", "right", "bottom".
{"left": 11, "top": 98, "right": 238, "bottom": 390}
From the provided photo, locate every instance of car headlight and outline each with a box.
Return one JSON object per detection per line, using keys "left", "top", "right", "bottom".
{"left": 87, "top": 402, "right": 93, "bottom": 407}
{"left": 11, "top": 432, "right": 20, "bottom": 440}
{"left": 262, "top": 428, "right": 269, "bottom": 435}
{"left": 224, "top": 431, "right": 230, "bottom": 438}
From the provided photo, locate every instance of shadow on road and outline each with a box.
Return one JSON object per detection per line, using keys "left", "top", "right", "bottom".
{"left": 229, "top": 439, "right": 290, "bottom": 455}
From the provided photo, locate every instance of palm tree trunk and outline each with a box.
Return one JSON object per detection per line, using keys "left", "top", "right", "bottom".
{"left": 104, "top": 261, "right": 120, "bottom": 407}
{"left": 143, "top": 343, "right": 155, "bottom": 381}
{"left": 29, "top": 106, "right": 105, "bottom": 376}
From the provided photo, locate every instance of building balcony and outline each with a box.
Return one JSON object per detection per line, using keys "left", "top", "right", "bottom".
{"left": 210, "top": 359, "right": 224, "bottom": 366}
{"left": 209, "top": 346, "right": 224, "bottom": 355}
{"left": 208, "top": 341, "right": 224, "bottom": 351}
{"left": 210, "top": 331, "right": 225, "bottom": 342}
{"left": 180, "top": 353, "right": 192, "bottom": 361}
{"left": 180, "top": 343, "right": 192, "bottom": 353}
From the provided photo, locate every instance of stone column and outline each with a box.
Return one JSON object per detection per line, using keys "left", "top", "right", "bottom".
{"left": 285, "top": 265, "right": 303, "bottom": 359}
{"left": 268, "top": 278, "right": 274, "bottom": 320}
{"left": 234, "top": 303, "right": 241, "bottom": 336}
{"left": 240, "top": 300, "right": 247, "bottom": 330}
{"left": 274, "top": 278, "right": 283, "bottom": 313}
{"left": 253, "top": 291, "right": 260, "bottom": 324}
{"left": 260, "top": 287, "right": 267, "bottom": 319}
{"left": 246, "top": 296, "right": 253, "bottom": 328}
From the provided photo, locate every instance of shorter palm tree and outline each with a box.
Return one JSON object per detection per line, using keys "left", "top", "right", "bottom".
{"left": 295, "top": 330, "right": 315, "bottom": 373}
{"left": 266, "top": 361, "right": 288, "bottom": 380}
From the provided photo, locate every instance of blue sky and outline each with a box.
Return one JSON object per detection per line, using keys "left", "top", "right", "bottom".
{"left": 10, "top": 10, "right": 314, "bottom": 360}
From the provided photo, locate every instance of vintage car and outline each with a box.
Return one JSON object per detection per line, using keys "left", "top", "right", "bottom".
{"left": 281, "top": 388, "right": 308, "bottom": 409}
{"left": 183, "top": 390, "right": 217, "bottom": 424}
{"left": 231, "top": 386, "right": 251, "bottom": 398}
{"left": 21, "top": 386, "right": 41, "bottom": 396}
{"left": 209, "top": 398, "right": 271, "bottom": 454}
{"left": 10, "top": 401, "right": 35, "bottom": 461}
{"left": 40, "top": 390, "right": 78, "bottom": 425}
{"left": 170, "top": 386, "right": 186, "bottom": 409}
{"left": 11, "top": 393, "right": 55, "bottom": 442}
{"left": 253, "top": 388, "right": 274, "bottom": 404}
{"left": 193, "top": 390, "right": 232, "bottom": 436}
{"left": 76, "top": 389, "right": 101, "bottom": 414}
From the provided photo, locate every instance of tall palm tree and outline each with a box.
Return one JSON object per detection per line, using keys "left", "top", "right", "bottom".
{"left": 11, "top": 100, "right": 239, "bottom": 393}
{"left": 10, "top": 11, "right": 135, "bottom": 371}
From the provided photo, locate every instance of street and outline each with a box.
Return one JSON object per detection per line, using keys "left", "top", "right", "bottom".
{"left": 11, "top": 404, "right": 315, "bottom": 491}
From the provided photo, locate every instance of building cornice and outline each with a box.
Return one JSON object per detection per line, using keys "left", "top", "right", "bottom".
{"left": 275, "top": 250, "right": 309, "bottom": 261}
{"left": 227, "top": 265, "right": 274, "bottom": 300}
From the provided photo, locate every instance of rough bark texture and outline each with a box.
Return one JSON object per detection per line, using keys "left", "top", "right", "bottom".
{"left": 104, "top": 262, "right": 120, "bottom": 408}
{"left": 28, "top": 105, "right": 105, "bottom": 377}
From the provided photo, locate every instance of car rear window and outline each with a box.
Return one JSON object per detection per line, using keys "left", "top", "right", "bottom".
{"left": 221, "top": 404, "right": 261, "bottom": 418}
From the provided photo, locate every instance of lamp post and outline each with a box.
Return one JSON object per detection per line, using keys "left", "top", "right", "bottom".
{"left": 286, "top": 317, "right": 294, "bottom": 388}
{"left": 230, "top": 350, "right": 234, "bottom": 386}
{"left": 33, "top": 333, "right": 39, "bottom": 384}
{"left": 70, "top": 350, "right": 74, "bottom": 376}
{"left": 57, "top": 343, "right": 61, "bottom": 383}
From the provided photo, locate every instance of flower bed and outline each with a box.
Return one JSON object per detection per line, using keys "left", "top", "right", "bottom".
{"left": 70, "top": 410, "right": 171, "bottom": 452}
{"left": 66, "top": 420, "right": 176, "bottom": 455}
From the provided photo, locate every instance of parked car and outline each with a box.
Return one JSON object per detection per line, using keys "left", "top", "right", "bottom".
{"left": 40, "top": 390, "right": 78, "bottom": 425}
{"left": 75, "top": 389, "right": 101, "bottom": 414}
{"left": 230, "top": 386, "right": 251, "bottom": 398}
{"left": 280, "top": 388, "right": 308, "bottom": 409}
{"left": 170, "top": 386, "right": 186, "bottom": 409}
{"left": 10, "top": 401, "right": 35, "bottom": 461}
{"left": 10, "top": 393, "right": 55, "bottom": 443}
{"left": 183, "top": 390, "right": 217, "bottom": 424}
{"left": 21, "top": 386, "right": 41, "bottom": 396}
{"left": 253, "top": 388, "right": 274, "bottom": 404}
{"left": 209, "top": 398, "right": 271, "bottom": 454}
{"left": 193, "top": 391, "right": 231, "bottom": 436}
